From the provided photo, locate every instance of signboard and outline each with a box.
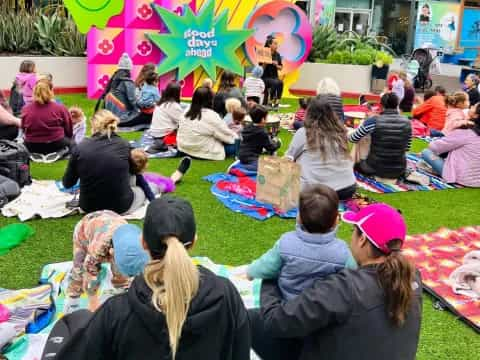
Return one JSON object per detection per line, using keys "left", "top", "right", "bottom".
{"left": 315, "top": 0, "right": 336, "bottom": 26}
{"left": 459, "top": 8, "right": 480, "bottom": 49}
{"left": 414, "top": 1, "right": 461, "bottom": 51}
{"left": 255, "top": 47, "right": 273, "bottom": 64}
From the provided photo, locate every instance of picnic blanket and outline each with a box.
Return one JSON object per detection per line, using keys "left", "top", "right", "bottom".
{"left": 355, "top": 154, "right": 464, "bottom": 193}
{"left": 2, "top": 258, "right": 261, "bottom": 359}
{"left": 403, "top": 226, "right": 480, "bottom": 332}
{"left": 129, "top": 132, "right": 178, "bottom": 159}
{"left": 1, "top": 181, "right": 148, "bottom": 221}
{"left": 204, "top": 163, "right": 373, "bottom": 221}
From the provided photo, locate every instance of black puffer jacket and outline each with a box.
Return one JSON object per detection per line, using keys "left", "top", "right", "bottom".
{"left": 55, "top": 266, "right": 251, "bottom": 360}
{"left": 317, "top": 94, "right": 344, "bottom": 122}
{"left": 367, "top": 110, "right": 412, "bottom": 179}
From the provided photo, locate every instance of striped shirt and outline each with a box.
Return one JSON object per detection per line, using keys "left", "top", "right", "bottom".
{"left": 244, "top": 77, "right": 265, "bottom": 98}
{"left": 349, "top": 117, "right": 412, "bottom": 149}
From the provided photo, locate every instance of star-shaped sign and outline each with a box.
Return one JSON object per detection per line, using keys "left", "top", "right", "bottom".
{"left": 147, "top": 0, "right": 254, "bottom": 80}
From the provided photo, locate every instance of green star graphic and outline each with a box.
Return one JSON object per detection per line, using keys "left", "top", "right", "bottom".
{"left": 64, "top": 0, "right": 125, "bottom": 33}
{"left": 147, "top": 0, "right": 253, "bottom": 80}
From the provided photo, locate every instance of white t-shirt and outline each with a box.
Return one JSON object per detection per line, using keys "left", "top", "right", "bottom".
{"left": 149, "top": 102, "right": 183, "bottom": 138}
{"left": 243, "top": 77, "right": 265, "bottom": 99}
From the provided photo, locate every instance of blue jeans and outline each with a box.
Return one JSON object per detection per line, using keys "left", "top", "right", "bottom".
{"left": 421, "top": 149, "right": 445, "bottom": 175}
{"left": 429, "top": 129, "right": 445, "bottom": 138}
{"left": 224, "top": 139, "right": 240, "bottom": 158}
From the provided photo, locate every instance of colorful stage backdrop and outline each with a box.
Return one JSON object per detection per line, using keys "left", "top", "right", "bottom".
{"left": 80, "top": 0, "right": 313, "bottom": 98}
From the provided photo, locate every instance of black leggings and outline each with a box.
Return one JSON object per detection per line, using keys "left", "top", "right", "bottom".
{"left": 118, "top": 112, "right": 153, "bottom": 128}
{"left": 0, "top": 125, "right": 19, "bottom": 141}
{"left": 263, "top": 78, "right": 284, "bottom": 103}
{"left": 25, "top": 137, "right": 71, "bottom": 155}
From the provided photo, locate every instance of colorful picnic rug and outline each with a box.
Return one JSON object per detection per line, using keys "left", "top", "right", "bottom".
{"left": 355, "top": 154, "right": 464, "bottom": 193}
{"left": 204, "top": 163, "right": 373, "bottom": 221}
{"left": 2, "top": 258, "right": 261, "bottom": 359}
{"left": 403, "top": 226, "right": 480, "bottom": 332}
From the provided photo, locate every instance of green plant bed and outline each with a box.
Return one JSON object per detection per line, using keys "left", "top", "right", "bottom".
{"left": 0, "top": 94, "right": 479, "bottom": 359}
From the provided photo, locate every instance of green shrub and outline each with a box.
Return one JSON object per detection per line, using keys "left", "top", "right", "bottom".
{"left": 308, "top": 25, "right": 338, "bottom": 62}
{"left": 326, "top": 50, "right": 352, "bottom": 65}
{"left": 352, "top": 48, "right": 376, "bottom": 65}
{"left": 375, "top": 51, "right": 394, "bottom": 67}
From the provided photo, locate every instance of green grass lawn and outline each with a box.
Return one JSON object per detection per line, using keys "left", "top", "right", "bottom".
{"left": 1, "top": 94, "right": 480, "bottom": 358}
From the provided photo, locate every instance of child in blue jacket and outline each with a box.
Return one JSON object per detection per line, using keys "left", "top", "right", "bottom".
{"left": 137, "top": 71, "right": 160, "bottom": 110}
{"left": 247, "top": 184, "right": 357, "bottom": 300}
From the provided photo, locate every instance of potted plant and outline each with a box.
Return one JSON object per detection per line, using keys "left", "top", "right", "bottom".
{"left": 372, "top": 51, "right": 394, "bottom": 80}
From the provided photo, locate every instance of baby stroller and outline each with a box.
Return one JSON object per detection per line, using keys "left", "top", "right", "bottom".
{"left": 402, "top": 47, "right": 442, "bottom": 91}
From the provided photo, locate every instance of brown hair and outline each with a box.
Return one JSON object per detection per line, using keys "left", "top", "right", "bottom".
{"left": 130, "top": 149, "right": 149, "bottom": 174}
{"left": 356, "top": 227, "right": 415, "bottom": 326}
{"left": 19, "top": 60, "right": 35, "bottom": 73}
{"left": 299, "top": 185, "right": 339, "bottom": 233}
{"left": 145, "top": 71, "right": 159, "bottom": 86}
{"left": 305, "top": 96, "right": 349, "bottom": 160}
{"left": 33, "top": 81, "right": 54, "bottom": 105}
{"left": 446, "top": 91, "right": 468, "bottom": 108}
{"left": 232, "top": 108, "right": 246, "bottom": 124}
{"left": 135, "top": 63, "right": 156, "bottom": 87}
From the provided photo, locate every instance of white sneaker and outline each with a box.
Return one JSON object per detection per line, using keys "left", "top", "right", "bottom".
{"left": 416, "top": 160, "right": 434, "bottom": 174}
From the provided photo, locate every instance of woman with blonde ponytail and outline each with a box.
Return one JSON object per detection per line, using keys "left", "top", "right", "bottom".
{"left": 252, "top": 203, "right": 422, "bottom": 360}
{"left": 63, "top": 110, "right": 146, "bottom": 214}
{"left": 56, "top": 196, "right": 251, "bottom": 360}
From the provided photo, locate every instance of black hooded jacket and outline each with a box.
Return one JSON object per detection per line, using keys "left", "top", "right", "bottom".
{"left": 55, "top": 266, "right": 251, "bottom": 360}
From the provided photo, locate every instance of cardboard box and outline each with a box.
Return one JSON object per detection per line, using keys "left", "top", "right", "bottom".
{"left": 256, "top": 156, "right": 301, "bottom": 212}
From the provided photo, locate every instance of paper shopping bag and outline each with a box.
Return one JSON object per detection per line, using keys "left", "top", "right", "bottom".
{"left": 256, "top": 156, "right": 301, "bottom": 212}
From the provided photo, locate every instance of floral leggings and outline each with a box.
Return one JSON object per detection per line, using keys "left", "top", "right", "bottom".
{"left": 66, "top": 211, "right": 129, "bottom": 298}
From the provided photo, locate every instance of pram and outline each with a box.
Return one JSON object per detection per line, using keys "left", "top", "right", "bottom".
{"left": 402, "top": 47, "right": 443, "bottom": 91}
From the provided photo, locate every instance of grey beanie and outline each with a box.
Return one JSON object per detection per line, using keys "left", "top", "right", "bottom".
{"left": 118, "top": 53, "right": 133, "bottom": 71}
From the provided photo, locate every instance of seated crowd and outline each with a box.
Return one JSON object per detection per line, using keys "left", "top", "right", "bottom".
{"left": 0, "top": 53, "right": 479, "bottom": 360}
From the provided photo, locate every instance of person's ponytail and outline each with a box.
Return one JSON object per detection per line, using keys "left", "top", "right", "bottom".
{"left": 144, "top": 236, "right": 199, "bottom": 359}
{"left": 376, "top": 239, "right": 415, "bottom": 326}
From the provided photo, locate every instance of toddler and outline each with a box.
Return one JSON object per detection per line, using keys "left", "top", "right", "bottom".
{"left": 247, "top": 185, "right": 357, "bottom": 300}
{"left": 443, "top": 91, "right": 471, "bottom": 135}
{"left": 392, "top": 71, "right": 407, "bottom": 103}
{"left": 238, "top": 105, "right": 280, "bottom": 171}
{"left": 202, "top": 78, "right": 214, "bottom": 91}
{"left": 229, "top": 107, "right": 246, "bottom": 136}
{"left": 69, "top": 107, "right": 86, "bottom": 144}
{"left": 224, "top": 97, "right": 242, "bottom": 125}
{"left": 137, "top": 71, "right": 160, "bottom": 110}
{"left": 293, "top": 98, "right": 309, "bottom": 130}
{"left": 14, "top": 60, "right": 37, "bottom": 107}
{"left": 63, "top": 211, "right": 149, "bottom": 313}
{"left": 243, "top": 65, "right": 265, "bottom": 106}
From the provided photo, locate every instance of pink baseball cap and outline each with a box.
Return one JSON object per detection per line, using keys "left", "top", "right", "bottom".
{"left": 342, "top": 203, "right": 407, "bottom": 254}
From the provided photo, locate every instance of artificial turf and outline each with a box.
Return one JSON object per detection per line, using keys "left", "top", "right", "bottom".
{"left": 0, "top": 94, "right": 479, "bottom": 358}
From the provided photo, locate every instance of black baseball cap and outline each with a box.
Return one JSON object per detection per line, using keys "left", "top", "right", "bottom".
{"left": 143, "top": 196, "right": 196, "bottom": 259}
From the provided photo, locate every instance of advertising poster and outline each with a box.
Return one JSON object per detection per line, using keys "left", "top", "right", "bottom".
{"left": 459, "top": 8, "right": 480, "bottom": 49}
{"left": 315, "top": 0, "right": 336, "bottom": 26}
{"left": 414, "top": 1, "right": 461, "bottom": 51}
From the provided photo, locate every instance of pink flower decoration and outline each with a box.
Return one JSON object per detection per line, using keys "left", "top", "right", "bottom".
{"left": 137, "top": 3, "right": 153, "bottom": 20}
{"left": 98, "top": 39, "right": 114, "bottom": 55}
{"left": 137, "top": 40, "right": 153, "bottom": 56}
{"left": 98, "top": 75, "right": 110, "bottom": 89}
{"left": 174, "top": 6, "right": 183, "bottom": 16}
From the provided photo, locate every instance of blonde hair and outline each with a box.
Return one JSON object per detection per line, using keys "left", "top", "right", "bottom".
{"left": 316, "top": 78, "right": 341, "bottom": 97}
{"left": 446, "top": 91, "right": 468, "bottom": 108}
{"left": 202, "top": 78, "right": 214, "bottom": 89}
{"left": 91, "top": 110, "right": 119, "bottom": 138}
{"left": 225, "top": 97, "right": 242, "bottom": 114}
{"left": 130, "top": 149, "right": 149, "bottom": 174}
{"left": 399, "top": 71, "right": 408, "bottom": 81}
{"left": 144, "top": 237, "right": 199, "bottom": 359}
{"left": 33, "top": 81, "right": 54, "bottom": 105}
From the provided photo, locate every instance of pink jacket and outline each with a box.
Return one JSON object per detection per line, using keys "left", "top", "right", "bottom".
{"left": 15, "top": 72, "right": 37, "bottom": 105}
{"left": 429, "top": 129, "right": 480, "bottom": 187}
{"left": 443, "top": 108, "right": 468, "bottom": 135}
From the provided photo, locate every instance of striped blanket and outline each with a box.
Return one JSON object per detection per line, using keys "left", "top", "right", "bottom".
{"left": 2, "top": 258, "right": 260, "bottom": 359}
{"left": 355, "top": 154, "right": 464, "bottom": 193}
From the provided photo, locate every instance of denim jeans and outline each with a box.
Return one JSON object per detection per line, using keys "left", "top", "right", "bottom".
{"left": 421, "top": 149, "right": 445, "bottom": 175}
{"left": 224, "top": 139, "right": 241, "bottom": 158}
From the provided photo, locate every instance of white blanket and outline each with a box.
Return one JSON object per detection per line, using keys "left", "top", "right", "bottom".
{"left": 1, "top": 180, "right": 148, "bottom": 221}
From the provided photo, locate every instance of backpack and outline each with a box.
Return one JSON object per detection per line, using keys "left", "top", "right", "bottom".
{"left": 0, "top": 140, "right": 31, "bottom": 187}
{"left": 9, "top": 82, "right": 25, "bottom": 116}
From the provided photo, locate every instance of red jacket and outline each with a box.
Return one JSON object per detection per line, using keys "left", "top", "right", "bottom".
{"left": 412, "top": 95, "right": 447, "bottom": 131}
{"left": 22, "top": 101, "right": 73, "bottom": 143}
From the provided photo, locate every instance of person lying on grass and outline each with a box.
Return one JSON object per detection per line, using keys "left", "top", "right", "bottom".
{"left": 247, "top": 185, "right": 356, "bottom": 300}
{"left": 63, "top": 211, "right": 149, "bottom": 313}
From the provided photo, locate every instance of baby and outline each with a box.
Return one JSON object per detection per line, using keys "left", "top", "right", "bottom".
{"left": 69, "top": 107, "right": 86, "bottom": 144}
{"left": 202, "top": 78, "right": 214, "bottom": 90}
{"left": 130, "top": 149, "right": 156, "bottom": 201}
{"left": 224, "top": 97, "right": 242, "bottom": 126}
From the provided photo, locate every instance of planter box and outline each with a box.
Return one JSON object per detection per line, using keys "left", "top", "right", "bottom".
{"left": 290, "top": 62, "right": 372, "bottom": 95}
{"left": 0, "top": 56, "right": 87, "bottom": 91}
